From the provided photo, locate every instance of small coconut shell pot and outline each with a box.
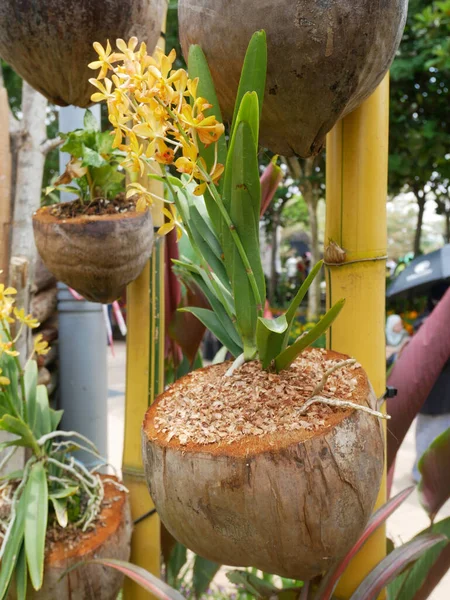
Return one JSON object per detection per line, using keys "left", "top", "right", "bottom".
{"left": 32, "top": 205, "right": 154, "bottom": 304}
{"left": 7, "top": 478, "right": 132, "bottom": 600}
{"left": 142, "top": 349, "right": 384, "bottom": 580}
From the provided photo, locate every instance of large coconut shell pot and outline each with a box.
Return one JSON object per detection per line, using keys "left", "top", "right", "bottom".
{"left": 7, "top": 478, "right": 132, "bottom": 600}
{"left": 178, "top": 0, "right": 408, "bottom": 157}
{"left": 142, "top": 349, "right": 384, "bottom": 579}
{"left": 0, "top": 0, "right": 166, "bottom": 108}
{"left": 32, "top": 205, "right": 154, "bottom": 304}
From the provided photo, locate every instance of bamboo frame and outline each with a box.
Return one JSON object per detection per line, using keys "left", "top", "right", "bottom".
{"left": 325, "top": 75, "right": 389, "bottom": 597}
{"left": 0, "top": 87, "right": 11, "bottom": 282}
{"left": 122, "top": 21, "right": 167, "bottom": 600}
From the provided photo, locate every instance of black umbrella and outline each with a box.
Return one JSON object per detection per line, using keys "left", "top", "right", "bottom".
{"left": 386, "top": 244, "right": 450, "bottom": 299}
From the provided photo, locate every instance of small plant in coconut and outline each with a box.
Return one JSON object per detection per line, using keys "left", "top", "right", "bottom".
{"left": 0, "top": 281, "right": 132, "bottom": 599}
{"left": 89, "top": 33, "right": 388, "bottom": 580}
{"left": 32, "top": 95, "right": 154, "bottom": 304}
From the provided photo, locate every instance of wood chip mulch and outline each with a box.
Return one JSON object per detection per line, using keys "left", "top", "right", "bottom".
{"left": 50, "top": 193, "right": 137, "bottom": 218}
{"left": 154, "top": 349, "right": 362, "bottom": 446}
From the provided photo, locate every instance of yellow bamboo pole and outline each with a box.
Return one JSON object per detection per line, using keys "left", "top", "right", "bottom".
{"left": 122, "top": 21, "right": 167, "bottom": 600}
{"left": 0, "top": 86, "right": 12, "bottom": 283}
{"left": 325, "top": 75, "right": 389, "bottom": 598}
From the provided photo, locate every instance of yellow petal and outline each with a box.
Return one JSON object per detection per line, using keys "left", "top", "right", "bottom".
{"left": 157, "top": 223, "right": 174, "bottom": 237}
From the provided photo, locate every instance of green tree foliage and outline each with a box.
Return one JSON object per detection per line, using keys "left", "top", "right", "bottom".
{"left": 389, "top": 0, "right": 450, "bottom": 255}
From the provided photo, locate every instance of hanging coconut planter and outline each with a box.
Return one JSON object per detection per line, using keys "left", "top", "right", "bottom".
{"left": 0, "top": 0, "right": 166, "bottom": 107}
{"left": 33, "top": 202, "right": 154, "bottom": 304}
{"left": 142, "top": 348, "right": 384, "bottom": 580}
{"left": 5, "top": 478, "right": 132, "bottom": 600}
{"left": 178, "top": 0, "right": 408, "bottom": 157}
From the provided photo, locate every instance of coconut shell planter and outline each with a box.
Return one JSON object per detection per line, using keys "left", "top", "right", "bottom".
{"left": 3, "top": 478, "right": 132, "bottom": 600}
{"left": 0, "top": 0, "right": 166, "bottom": 108}
{"left": 143, "top": 348, "right": 384, "bottom": 580}
{"left": 33, "top": 199, "right": 154, "bottom": 304}
{"left": 178, "top": 0, "right": 408, "bottom": 157}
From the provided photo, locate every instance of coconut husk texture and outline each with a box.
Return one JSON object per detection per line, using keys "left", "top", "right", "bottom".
{"left": 178, "top": 0, "right": 408, "bottom": 157}
{"left": 32, "top": 205, "right": 154, "bottom": 304}
{"left": 7, "top": 478, "right": 132, "bottom": 600}
{"left": 0, "top": 0, "right": 166, "bottom": 107}
{"left": 142, "top": 349, "right": 384, "bottom": 580}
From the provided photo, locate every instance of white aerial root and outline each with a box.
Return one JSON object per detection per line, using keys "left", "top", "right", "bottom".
{"left": 224, "top": 353, "right": 245, "bottom": 377}
{"left": 298, "top": 358, "right": 390, "bottom": 420}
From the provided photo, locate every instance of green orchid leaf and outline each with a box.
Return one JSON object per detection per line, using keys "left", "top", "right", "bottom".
{"left": 83, "top": 109, "right": 100, "bottom": 132}
{"left": 0, "top": 415, "right": 39, "bottom": 453}
{"left": 0, "top": 492, "right": 26, "bottom": 598}
{"left": 49, "top": 408, "right": 64, "bottom": 433}
{"left": 222, "top": 119, "right": 265, "bottom": 358}
{"left": 50, "top": 497, "right": 68, "bottom": 529}
{"left": 188, "top": 44, "right": 228, "bottom": 232}
{"left": 25, "top": 461, "right": 48, "bottom": 591}
{"left": 50, "top": 485, "right": 79, "bottom": 499}
{"left": 230, "top": 30, "right": 267, "bottom": 140}
{"left": 233, "top": 90, "right": 260, "bottom": 151}
{"left": 166, "top": 543, "right": 187, "bottom": 588}
{"left": 275, "top": 299, "right": 346, "bottom": 372}
{"left": 23, "top": 359, "right": 38, "bottom": 432}
{"left": 256, "top": 315, "right": 288, "bottom": 369}
{"left": 189, "top": 204, "right": 223, "bottom": 261}
{"left": 178, "top": 307, "right": 243, "bottom": 358}
{"left": 226, "top": 570, "right": 279, "bottom": 598}
{"left": 33, "top": 385, "right": 52, "bottom": 439}
{"left": 281, "top": 260, "right": 324, "bottom": 351}
{"left": 16, "top": 542, "right": 27, "bottom": 600}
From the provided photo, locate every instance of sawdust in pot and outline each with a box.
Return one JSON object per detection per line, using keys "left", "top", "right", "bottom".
{"left": 152, "top": 348, "right": 363, "bottom": 447}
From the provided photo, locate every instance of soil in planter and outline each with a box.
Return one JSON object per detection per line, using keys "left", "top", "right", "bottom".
{"left": 49, "top": 193, "right": 139, "bottom": 219}
{"left": 149, "top": 348, "right": 366, "bottom": 452}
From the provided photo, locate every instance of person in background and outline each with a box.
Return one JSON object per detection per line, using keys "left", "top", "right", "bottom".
{"left": 286, "top": 252, "right": 299, "bottom": 286}
{"left": 413, "top": 283, "right": 450, "bottom": 482}
{"left": 386, "top": 314, "right": 410, "bottom": 369}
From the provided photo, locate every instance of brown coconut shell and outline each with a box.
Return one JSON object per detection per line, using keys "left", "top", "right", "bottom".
{"left": 0, "top": 0, "right": 166, "bottom": 108}
{"left": 33, "top": 205, "right": 154, "bottom": 303}
{"left": 142, "top": 350, "right": 384, "bottom": 580}
{"left": 178, "top": 0, "right": 407, "bottom": 157}
{"left": 7, "top": 478, "right": 132, "bottom": 600}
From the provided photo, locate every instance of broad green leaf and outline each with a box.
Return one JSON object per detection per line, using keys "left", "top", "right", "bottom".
{"left": 188, "top": 44, "right": 227, "bottom": 232}
{"left": 15, "top": 543, "right": 27, "bottom": 600}
{"left": 50, "top": 497, "right": 68, "bottom": 528}
{"left": 256, "top": 315, "right": 288, "bottom": 369}
{"left": 349, "top": 534, "right": 447, "bottom": 600}
{"left": 233, "top": 91, "right": 260, "bottom": 151}
{"left": 81, "top": 146, "right": 106, "bottom": 168}
{"left": 189, "top": 205, "right": 223, "bottom": 260}
{"left": 193, "top": 556, "right": 221, "bottom": 598}
{"left": 25, "top": 461, "right": 48, "bottom": 591}
{"left": 0, "top": 491, "right": 26, "bottom": 598}
{"left": 49, "top": 408, "right": 64, "bottom": 432}
{"left": 71, "top": 559, "right": 185, "bottom": 600}
{"left": 418, "top": 427, "right": 450, "bottom": 521}
{"left": 222, "top": 120, "right": 265, "bottom": 358}
{"left": 166, "top": 543, "right": 187, "bottom": 587}
{"left": 387, "top": 518, "right": 450, "bottom": 600}
{"left": 179, "top": 307, "right": 243, "bottom": 358}
{"left": 275, "top": 299, "right": 346, "bottom": 372}
{"left": 230, "top": 30, "right": 267, "bottom": 140}
{"left": 83, "top": 109, "right": 100, "bottom": 132}
{"left": 23, "top": 359, "right": 38, "bottom": 432}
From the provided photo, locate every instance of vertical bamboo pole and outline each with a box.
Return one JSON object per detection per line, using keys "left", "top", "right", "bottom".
{"left": 325, "top": 75, "right": 389, "bottom": 598}
{"left": 122, "top": 21, "right": 167, "bottom": 600}
{"left": 0, "top": 86, "right": 11, "bottom": 282}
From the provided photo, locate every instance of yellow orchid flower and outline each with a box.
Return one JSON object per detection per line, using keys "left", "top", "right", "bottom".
{"left": 0, "top": 368, "right": 10, "bottom": 387}
{"left": 13, "top": 308, "right": 39, "bottom": 329}
{"left": 126, "top": 182, "right": 154, "bottom": 212}
{"left": 88, "top": 40, "right": 119, "bottom": 79}
{"left": 89, "top": 77, "right": 114, "bottom": 103}
{"left": 33, "top": 334, "right": 50, "bottom": 357}
{"left": 0, "top": 341, "right": 19, "bottom": 357}
{"left": 158, "top": 204, "right": 183, "bottom": 240}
